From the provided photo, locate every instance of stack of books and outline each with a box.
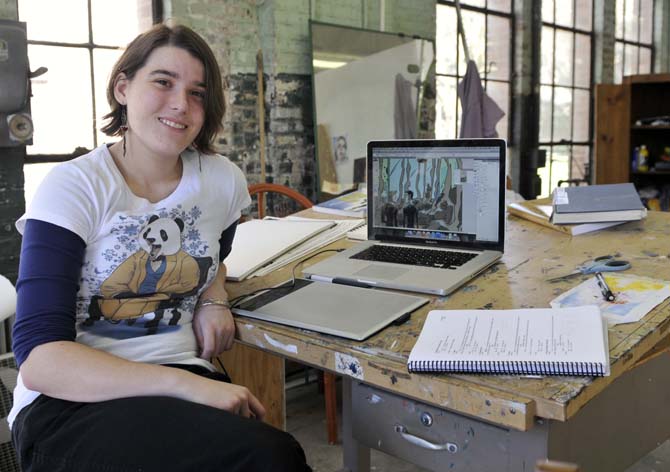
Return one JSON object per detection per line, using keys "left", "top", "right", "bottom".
{"left": 508, "top": 183, "right": 647, "bottom": 236}
{"left": 550, "top": 183, "right": 647, "bottom": 225}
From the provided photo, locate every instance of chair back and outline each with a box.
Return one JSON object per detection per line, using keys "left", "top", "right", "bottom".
{"left": 248, "top": 183, "right": 312, "bottom": 219}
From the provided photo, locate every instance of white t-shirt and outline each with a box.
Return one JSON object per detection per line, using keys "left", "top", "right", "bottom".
{"left": 9, "top": 144, "right": 251, "bottom": 426}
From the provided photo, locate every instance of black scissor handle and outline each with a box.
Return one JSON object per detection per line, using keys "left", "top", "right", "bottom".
{"left": 605, "top": 260, "right": 629, "bottom": 267}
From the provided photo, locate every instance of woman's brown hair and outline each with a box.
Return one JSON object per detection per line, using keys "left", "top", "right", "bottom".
{"left": 101, "top": 24, "right": 224, "bottom": 155}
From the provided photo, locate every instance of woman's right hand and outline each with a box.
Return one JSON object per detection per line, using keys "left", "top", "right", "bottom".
{"left": 183, "top": 374, "right": 266, "bottom": 420}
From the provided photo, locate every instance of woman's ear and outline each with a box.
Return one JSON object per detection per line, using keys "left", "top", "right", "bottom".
{"left": 113, "top": 72, "right": 129, "bottom": 106}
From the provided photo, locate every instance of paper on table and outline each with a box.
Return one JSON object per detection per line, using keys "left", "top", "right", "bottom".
{"left": 550, "top": 273, "right": 670, "bottom": 326}
{"left": 346, "top": 224, "right": 367, "bottom": 241}
{"left": 249, "top": 217, "right": 365, "bottom": 278}
{"left": 225, "top": 219, "right": 334, "bottom": 281}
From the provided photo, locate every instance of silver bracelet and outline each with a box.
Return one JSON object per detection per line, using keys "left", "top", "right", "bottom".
{"left": 196, "top": 297, "right": 231, "bottom": 310}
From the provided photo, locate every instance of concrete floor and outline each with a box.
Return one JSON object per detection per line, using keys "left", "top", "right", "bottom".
{"left": 286, "top": 376, "right": 670, "bottom": 472}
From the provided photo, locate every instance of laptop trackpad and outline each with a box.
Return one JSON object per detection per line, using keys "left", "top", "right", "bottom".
{"left": 354, "top": 264, "right": 409, "bottom": 280}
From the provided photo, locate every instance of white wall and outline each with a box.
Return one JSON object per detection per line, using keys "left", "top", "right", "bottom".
{"left": 314, "top": 40, "right": 434, "bottom": 187}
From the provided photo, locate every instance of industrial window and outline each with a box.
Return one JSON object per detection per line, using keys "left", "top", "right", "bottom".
{"left": 614, "top": 0, "right": 654, "bottom": 83}
{"left": 537, "top": 0, "right": 594, "bottom": 197}
{"left": 18, "top": 0, "right": 143, "bottom": 204}
{"left": 435, "top": 0, "right": 513, "bottom": 141}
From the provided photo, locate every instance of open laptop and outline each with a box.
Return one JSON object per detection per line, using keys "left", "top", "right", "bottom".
{"left": 303, "top": 139, "right": 506, "bottom": 296}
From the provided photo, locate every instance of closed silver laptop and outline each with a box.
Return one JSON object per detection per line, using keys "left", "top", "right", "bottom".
{"left": 303, "top": 138, "right": 506, "bottom": 296}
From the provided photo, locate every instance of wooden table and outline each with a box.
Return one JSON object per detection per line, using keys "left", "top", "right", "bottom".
{"left": 219, "top": 211, "right": 670, "bottom": 471}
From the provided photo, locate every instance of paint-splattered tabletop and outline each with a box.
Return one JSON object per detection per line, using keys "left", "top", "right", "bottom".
{"left": 225, "top": 210, "right": 670, "bottom": 431}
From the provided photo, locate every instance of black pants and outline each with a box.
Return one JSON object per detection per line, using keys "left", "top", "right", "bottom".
{"left": 12, "top": 365, "right": 312, "bottom": 472}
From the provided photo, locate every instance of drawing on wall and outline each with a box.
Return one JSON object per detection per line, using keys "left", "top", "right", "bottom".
{"left": 333, "top": 135, "right": 348, "bottom": 162}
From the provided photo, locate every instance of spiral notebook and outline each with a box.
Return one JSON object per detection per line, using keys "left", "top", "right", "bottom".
{"left": 408, "top": 307, "right": 610, "bottom": 376}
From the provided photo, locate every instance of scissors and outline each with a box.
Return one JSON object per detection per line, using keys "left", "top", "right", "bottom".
{"left": 548, "top": 255, "right": 631, "bottom": 282}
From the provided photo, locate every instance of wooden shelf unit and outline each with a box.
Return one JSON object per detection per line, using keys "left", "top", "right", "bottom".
{"left": 595, "top": 73, "right": 670, "bottom": 210}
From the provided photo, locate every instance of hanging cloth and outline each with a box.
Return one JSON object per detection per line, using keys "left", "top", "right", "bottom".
{"left": 394, "top": 73, "right": 418, "bottom": 139}
{"left": 454, "top": 0, "right": 505, "bottom": 138}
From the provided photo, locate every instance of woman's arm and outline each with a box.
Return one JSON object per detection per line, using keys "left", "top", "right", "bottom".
{"left": 193, "top": 265, "right": 235, "bottom": 359}
{"left": 192, "top": 221, "right": 239, "bottom": 359}
{"left": 21, "top": 341, "right": 264, "bottom": 419}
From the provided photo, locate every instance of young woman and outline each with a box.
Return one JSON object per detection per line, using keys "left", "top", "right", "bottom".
{"left": 10, "top": 24, "right": 311, "bottom": 471}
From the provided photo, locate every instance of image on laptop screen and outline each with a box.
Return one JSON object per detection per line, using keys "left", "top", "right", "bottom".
{"left": 370, "top": 144, "right": 502, "bottom": 246}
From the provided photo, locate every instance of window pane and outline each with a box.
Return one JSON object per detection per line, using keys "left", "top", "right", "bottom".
{"left": 458, "top": 10, "right": 486, "bottom": 75}
{"left": 486, "top": 81, "right": 508, "bottom": 140}
{"left": 27, "top": 45, "right": 94, "bottom": 154}
{"left": 91, "top": 0, "right": 141, "bottom": 47}
{"left": 624, "top": 44, "right": 639, "bottom": 76}
{"left": 550, "top": 145, "right": 570, "bottom": 190}
{"left": 461, "top": 0, "right": 485, "bottom": 7}
{"left": 575, "top": 0, "right": 593, "bottom": 31}
{"left": 540, "top": 26, "right": 554, "bottom": 84}
{"left": 540, "top": 85, "right": 553, "bottom": 142}
{"left": 624, "top": 0, "right": 639, "bottom": 41}
{"left": 486, "top": 16, "right": 510, "bottom": 81}
{"left": 436, "top": 5, "right": 457, "bottom": 75}
{"left": 572, "top": 89, "right": 590, "bottom": 142}
{"left": 537, "top": 145, "right": 552, "bottom": 197}
{"left": 487, "top": 0, "right": 512, "bottom": 13}
{"left": 614, "top": 41, "right": 624, "bottom": 83}
{"left": 639, "top": 0, "right": 653, "bottom": 45}
{"left": 19, "top": 0, "right": 89, "bottom": 43}
{"left": 554, "top": 30, "right": 574, "bottom": 86}
{"left": 555, "top": 0, "right": 574, "bottom": 27}
{"left": 553, "top": 86, "right": 573, "bottom": 142}
{"left": 93, "top": 48, "right": 124, "bottom": 146}
{"left": 639, "top": 47, "right": 652, "bottom": 74}
{"left": 436, "top": 76, "right": 458, "bottom": 139}
{"left": 574, "top": 33, "right": 591, "bottom": 88}
{"left": 571, "top": 145, "right": 590, "bottom": 180}
{"left": 615, "top": 0, "right": 624, "bottom": 38}
{"left": 543, "top": 0, "right": 555, "bottom": 23}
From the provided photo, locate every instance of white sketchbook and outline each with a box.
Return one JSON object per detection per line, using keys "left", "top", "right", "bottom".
{"left": 408, "top": 307, "right": 610, "bottom": 376}
{"left": 225, "top": 219, "right": 334, "bottom": 281}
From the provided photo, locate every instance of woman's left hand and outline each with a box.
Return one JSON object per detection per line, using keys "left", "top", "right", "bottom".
{"left": 193, "top": 305, "right": 236, "bottom": 359}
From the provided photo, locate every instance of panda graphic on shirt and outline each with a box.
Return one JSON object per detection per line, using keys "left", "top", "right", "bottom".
{"left": 85, "top": 214, "right": 212, "bottom": 335}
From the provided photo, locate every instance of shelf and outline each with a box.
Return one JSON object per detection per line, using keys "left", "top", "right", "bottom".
{"left": 631, "top": 125, "right": 670, "bottom": 130}
{"left": 625, "top": 73, "right": 670, "bottom": 84}
{"left": 632, "top": 170, "right": 670, "bottom": 176}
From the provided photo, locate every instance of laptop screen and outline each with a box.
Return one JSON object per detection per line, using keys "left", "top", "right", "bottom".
{"left": 367, "top": 139, "right": 505, "bottom": 251}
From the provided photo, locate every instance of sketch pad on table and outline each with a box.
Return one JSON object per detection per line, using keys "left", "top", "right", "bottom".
{"left": 225, "top": 219, "right": 334, "bottom": 281}
{"left": 408, "top": 307, "right": 610, "bottom": 376}
{"left": 233, "top": 278, "right": 428, "bottom": 341}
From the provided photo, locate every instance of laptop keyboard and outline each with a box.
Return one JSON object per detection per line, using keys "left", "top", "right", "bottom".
{"left": 350, "top": 245, "right": 477, "bottom": 269}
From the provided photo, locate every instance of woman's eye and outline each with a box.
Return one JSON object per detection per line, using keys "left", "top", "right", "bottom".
{"left": 191, "top": 90, "right": 205, "bottom": 99}
{"left": 155, "top": 79, "right": 170, "bottom": 87}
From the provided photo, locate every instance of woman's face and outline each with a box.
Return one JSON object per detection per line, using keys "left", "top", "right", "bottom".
{"left": 114, "top": 45, "right": 206, "bottom": 159}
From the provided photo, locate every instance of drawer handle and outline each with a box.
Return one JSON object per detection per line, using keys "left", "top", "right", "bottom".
{"left": 394, "top": 424, "right": 459, "bottom": 453}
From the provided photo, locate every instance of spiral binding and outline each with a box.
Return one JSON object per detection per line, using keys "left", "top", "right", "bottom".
{"left": 407, "top": 359, "right": 606, "bottom": 376}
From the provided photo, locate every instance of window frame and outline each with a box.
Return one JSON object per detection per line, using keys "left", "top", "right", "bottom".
{"left": 614, "top": 0, "right": 655, "bottom": 82}
{"left": 538, "top": 0, "right": 596, "bottom": 194}
{"left": 435, "top": 0, "right": 515, "bottom": 142}
{"left": 20, "top": 0, "right": 156, "bottom": 164}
